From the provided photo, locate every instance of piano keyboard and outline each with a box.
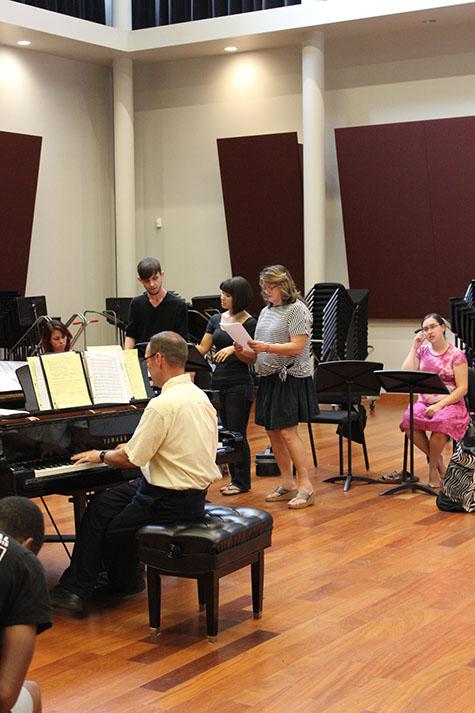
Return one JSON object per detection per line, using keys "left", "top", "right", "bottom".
{"left": 34, "top": 461, "right": 105, "bottom": 478}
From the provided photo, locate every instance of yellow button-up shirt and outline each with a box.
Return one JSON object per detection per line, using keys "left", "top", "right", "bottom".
{"left": 125, "top": 373, "right": 222, "bottom": 490}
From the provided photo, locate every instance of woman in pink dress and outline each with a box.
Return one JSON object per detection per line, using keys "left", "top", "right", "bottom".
{"left": 400, "top": 313, "right": 469, "bottom": 488}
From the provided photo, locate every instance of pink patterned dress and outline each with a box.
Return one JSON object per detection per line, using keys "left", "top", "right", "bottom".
{"left": 399, "top": 343, "right": 469, "bottom": 441}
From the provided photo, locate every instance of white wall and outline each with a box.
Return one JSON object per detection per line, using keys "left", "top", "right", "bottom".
{"left": 0, "top": 45, "right": 116, "bottom": 346}
{"left": 134, "top": 45, "right": 475, "bottom": 367}
{"left": 134, "top": 47, "right": 302, "bottom": 300}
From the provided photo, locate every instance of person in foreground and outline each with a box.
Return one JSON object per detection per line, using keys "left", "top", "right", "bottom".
{"left": 50, "top": 331, "right": 222, "bottom": 614}
{"left": 237, "top": 265, "right": 318, "bottom": 510}
{"left": 0, "top": 496, "right": 52, "bottom": 713}
{"left": 198, "top": 276, "right": 256, "bottom": 495}
{"left": 399, "top": 313, "right": 469, "bottom": 488}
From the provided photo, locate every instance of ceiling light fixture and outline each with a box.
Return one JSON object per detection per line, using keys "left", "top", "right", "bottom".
{"left": 17, "top": 40, "right": 31, "bottom": 46}
{"left": 224, "top": 46, "right": 238, "bottom": 53}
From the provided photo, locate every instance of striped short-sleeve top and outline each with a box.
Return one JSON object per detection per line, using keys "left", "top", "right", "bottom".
{"left": 254, "top": 300, "right": 313, "bottom": 378}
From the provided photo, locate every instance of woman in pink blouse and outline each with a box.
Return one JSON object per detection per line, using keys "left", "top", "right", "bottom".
{"left": 400, "top": 313, "right": 469, "bottom": 488}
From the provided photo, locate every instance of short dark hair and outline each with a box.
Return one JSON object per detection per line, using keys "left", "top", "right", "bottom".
{"left": 219, "top": 276, "right": 253, "bottom": 314}
{"left": 41, "top": 319, "right": 72, "bottom": 353}
{"left": 149, "top": 331, "right": 187, "bottom": 368}
{"left": 0, "top": 497, "right": 45, "bottom": 554}
{"left": 137, "top": 257, "right": 162, "bottom": 280}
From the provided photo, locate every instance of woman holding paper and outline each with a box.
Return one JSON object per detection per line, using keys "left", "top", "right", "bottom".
{"left": 197, "top": 277, "right": 256, "bottom": 494}
{"left": 239, "top": 265, "right": 317, "bottom": 510}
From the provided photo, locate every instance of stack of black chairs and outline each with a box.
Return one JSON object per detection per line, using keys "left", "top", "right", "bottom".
{"left": 449, "top": 279, "right": 475, "bottom": 366}
{"left": 303, "top": 283, "right": 374, "bottom": 488}
{"left": 0, "top": 294, "right": 47, "bottom": 360}
{"left": 346, "top": 289, "right": 370, "bottom": 361}
{"left": 305, "top": 283, "right": 369, "bottom": 362}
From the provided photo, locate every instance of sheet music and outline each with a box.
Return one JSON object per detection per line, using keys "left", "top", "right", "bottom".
{"left": 89, "top": 346, "right": 147, "bottom": 400}
{"left": 123, "top": 349, "right": 147, "bottom": 399}
{"left": 0, "top": 361, "right": 26, "bottom": 392}
{"left": 27, "top": 356, "right": 52, "bottom": 410}
{"left": 40, "top": 353, "right": 92, "bottom": 409}
{"left": 84, "top": 350, "right": 131, "bottom": 404}
{"left": 220, "top": 322, "right": 254, "bottom": 352}
{"left": 0, "top": 408, "right": 29, "bottom": 416}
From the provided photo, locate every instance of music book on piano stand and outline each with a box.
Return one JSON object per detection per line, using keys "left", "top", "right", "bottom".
{"left": 83, "top": 350, "right": 131, "bottom": 404}
{"left": 27, "top": 356, "right": 52, "bottom": 410}
{"left": 87, "top": 346, "right": 147, "bottom": 400}
{"left": 40, "top": 352, "right": 92, "bottom": 409}
{"left": 22, "top": 347, "right": 150, "bottom": 411}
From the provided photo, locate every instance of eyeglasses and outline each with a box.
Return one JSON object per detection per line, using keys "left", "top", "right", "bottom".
{"left": 261, "top": 283, "right": 278, "bottom": 292}
{"left": 422, "top": 323, "right": 441, "bottom": 333}
{"left": 141, "top": 352, "right": 158, "bottom": 364}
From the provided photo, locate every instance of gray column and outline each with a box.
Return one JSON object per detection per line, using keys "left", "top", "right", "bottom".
{"left": 113, "top": 57, "right": 136, "bottom": 296}
{"left": 302, "top": 31, "right": 325, "bottom": 291}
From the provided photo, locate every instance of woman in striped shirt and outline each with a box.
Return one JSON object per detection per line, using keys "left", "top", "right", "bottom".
{"left": 236, "top": 265, "right": 318, "bottom": 509}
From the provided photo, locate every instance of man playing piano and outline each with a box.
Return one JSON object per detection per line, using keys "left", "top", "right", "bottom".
{"left": 50, "top": 331, "right": 222, "bottom": 614}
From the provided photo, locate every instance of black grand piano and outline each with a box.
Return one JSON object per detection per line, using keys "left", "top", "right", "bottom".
{"left": 0, "top": 403, "right": 242, "bottom": 547}
{"left": 0, "top": 345, "right": 243, "bottom": 543}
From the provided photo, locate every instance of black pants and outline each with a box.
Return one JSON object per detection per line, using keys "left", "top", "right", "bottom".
{"left": 59, "top": 477, "right": 206, "bottom": 599}
{"left": 218, "top": 383, "right": 253, "bottom": 491}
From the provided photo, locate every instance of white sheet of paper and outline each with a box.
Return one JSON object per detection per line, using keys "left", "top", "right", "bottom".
{"left": 0, "top": 361, "right": 25, "bottom": 392}
{"left": 220, "top": 322, "right": 254, "bottom": 353}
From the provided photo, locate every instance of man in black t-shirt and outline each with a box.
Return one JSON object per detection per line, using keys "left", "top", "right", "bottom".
{"left": 124, "top": 257, "right": 188, "bottom": 355}
{"left": 0, "top": 497, "right": 51, "bottom": 713}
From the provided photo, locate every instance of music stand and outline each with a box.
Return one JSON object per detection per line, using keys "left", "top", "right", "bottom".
{"left": 318, "top": 360, "right": 383, "bottom": 492}
{"left": 186, "top": 344, "right": 211, "bottom": 373}
{"left": 375, "top": 370, "right": 449, "bottom": 496}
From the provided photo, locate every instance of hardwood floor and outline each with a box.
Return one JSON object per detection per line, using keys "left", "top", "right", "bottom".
{"left": 33, "top": 395, "right": 475, "bottom": 712}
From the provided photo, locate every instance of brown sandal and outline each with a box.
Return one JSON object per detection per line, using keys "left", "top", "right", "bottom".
{"left": 288, "top": 491, "right": 315, "bottom": 509}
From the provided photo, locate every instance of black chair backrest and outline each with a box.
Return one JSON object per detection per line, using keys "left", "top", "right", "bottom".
{"left": 466, "top": 366, "right": 475, "bottom": 413}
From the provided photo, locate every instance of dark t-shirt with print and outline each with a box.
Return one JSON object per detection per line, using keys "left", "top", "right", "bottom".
{"left": 0, "top": 532, "right": 52, "bottom": 634}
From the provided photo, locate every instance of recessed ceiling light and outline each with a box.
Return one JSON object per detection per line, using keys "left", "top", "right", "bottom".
{"left": 224, "top": 46, "right": 238, "bottom": 53}
{"left": 17, "top": 40, "right": 31, "bottom": 46}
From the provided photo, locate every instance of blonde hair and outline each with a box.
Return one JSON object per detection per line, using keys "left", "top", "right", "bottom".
{"left": 259, "top": 264, "right": 300, "bottom": 305}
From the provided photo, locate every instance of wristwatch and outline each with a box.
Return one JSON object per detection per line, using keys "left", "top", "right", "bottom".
{"left": 99, "top": 450, "right": 107, "bottom": 463}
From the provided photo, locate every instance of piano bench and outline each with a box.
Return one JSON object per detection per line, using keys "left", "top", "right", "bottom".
{"left": 136, "top": 504, "right": 273, "bottom": 642}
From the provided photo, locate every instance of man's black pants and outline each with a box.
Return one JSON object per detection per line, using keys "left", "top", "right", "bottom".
{"left": 59, "top": 477, "right": 206, "bottom": 599}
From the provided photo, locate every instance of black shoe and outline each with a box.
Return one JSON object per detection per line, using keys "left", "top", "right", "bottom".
{"left": 50, "top": 585, "right": 85, "bottom": 614}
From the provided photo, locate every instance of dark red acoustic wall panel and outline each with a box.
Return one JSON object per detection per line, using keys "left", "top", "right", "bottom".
{"left": 424, "top": 117, "right": 475, "bottom": 307}
{"left": 0, "top": 130, "right": 42, "bottom": 295}
{"left": 217, "top": 133, "right": 304, "bottom": 315}
{"left": 335, "top": 116, "right": 475, "bottom": 320}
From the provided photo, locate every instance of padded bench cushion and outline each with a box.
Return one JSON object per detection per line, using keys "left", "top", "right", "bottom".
{"left": 136, "top": 504, "right": 273, "bottom": 556}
